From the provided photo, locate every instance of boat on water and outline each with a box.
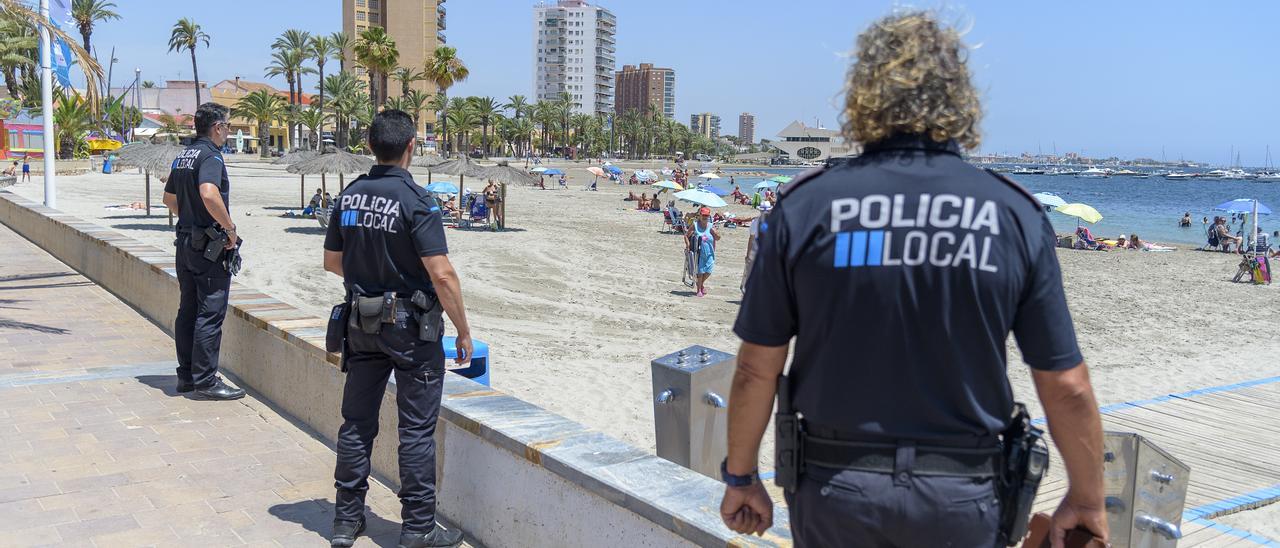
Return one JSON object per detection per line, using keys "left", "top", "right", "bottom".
{"left": 1047, "top": 168, "right": 1081, "bottom": 176}
{"left": 1254, "top": 172, "right": 1280, "bottom": 182}
{"left": 1164, "top": 172, "right": 1197, "bottom": 180}
{"left": 1110, "top": 169, "right": 1149, "bottom": 178}
{"left": 1202, "top": 168, "right": 1256, "bottom": 180}
{"left": 1009, "top": 167, "right": 1046, "bottom": 175}
{"left": 1076, "top": 168, "right": 1111, "bottom": 179}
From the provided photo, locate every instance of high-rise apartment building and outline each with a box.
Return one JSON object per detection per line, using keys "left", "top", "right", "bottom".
{"left": 614, "top": 63, "right": 674, "bottom": 119}
{"left": 533, "top": 1, "right": 616, "bottom": 117}
{"left": 342, "top": 0, "right": 446, "bottom": 135}
{"left": 690, "top": 112, "right": 720, "bottom": 139}
{"left": 738, "top": 112, "right": 755, "bottom": 144}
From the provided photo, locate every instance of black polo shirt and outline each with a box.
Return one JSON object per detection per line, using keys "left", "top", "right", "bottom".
{"left": 164, "top": 136, "right": 229, "bottom": 229}
{"left": 323, "top": 165, "right": 448, "bottom": 295}
{"left": 734, "top": 135, "right": 1082, "bottom": 442}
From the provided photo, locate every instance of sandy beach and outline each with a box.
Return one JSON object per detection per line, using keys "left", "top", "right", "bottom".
{"left": 9, "top": 157, "right": 1280, "bottom": 463}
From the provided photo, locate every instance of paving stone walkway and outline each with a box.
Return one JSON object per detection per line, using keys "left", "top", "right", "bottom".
{"left": 0, "top": 223, "right": 457, "bottom": 547}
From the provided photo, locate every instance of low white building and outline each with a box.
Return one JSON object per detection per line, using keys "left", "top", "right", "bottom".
{"left": 771, "top": 121, "right": 857, "bottom": 162}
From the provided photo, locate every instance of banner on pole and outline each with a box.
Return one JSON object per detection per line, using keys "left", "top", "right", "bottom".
{"left": 48, "top": 0, "right": 74, "bottom": 87}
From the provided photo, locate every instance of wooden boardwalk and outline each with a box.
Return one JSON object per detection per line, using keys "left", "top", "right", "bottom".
{"left": 1033, "top": 376, "right": 1280, "bottom": 546}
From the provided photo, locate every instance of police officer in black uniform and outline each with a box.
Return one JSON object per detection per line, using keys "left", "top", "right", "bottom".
{"left": 162, "top": 102, "right": 245, "bottom": 401}
{"left": 719, "top": 12, "right": 1109, "bottom": 547}
{"left": 324, "top": 110, "right": 471, "bottom": 548}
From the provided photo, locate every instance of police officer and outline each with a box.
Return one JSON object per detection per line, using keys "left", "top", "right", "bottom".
{"left": 719, "top": 12, "right": 1109, "bottom": 548}
{"left": 162, "top": 102, "right": 245, "bottom": 401}
{"left": 324, "top": 110, "right": 471, "bottom": 548}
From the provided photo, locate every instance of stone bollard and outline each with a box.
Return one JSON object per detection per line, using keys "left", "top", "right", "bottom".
{"left": 650, "top": 345, "right": 735, "bottom": 479}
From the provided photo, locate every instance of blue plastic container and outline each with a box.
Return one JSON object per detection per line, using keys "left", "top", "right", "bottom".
{"left": 443, "top": 336, "right": 490, "bottom": 386}
{"left": 102, "top": 157, "right": 112, "bottom": 174}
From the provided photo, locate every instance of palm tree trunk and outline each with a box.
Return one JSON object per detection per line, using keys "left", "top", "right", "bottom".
{"left": 189, "top": 49, "right": 202, "bottom": 105}
{"left": 482, "top": 121, "right": 489, "bottom": 157}
{"left": 259, "top": 121, "right": 270, "bottom": 158}
{"left": 80, "top": 29, "right": 90, "bottom": 53}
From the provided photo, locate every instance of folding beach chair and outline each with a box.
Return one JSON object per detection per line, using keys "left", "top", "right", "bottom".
{"left": 462, "top": 196, "right": 489, "bottom": 229}
{"left": 316, "top": 205, "right": 331, "bottom": 229}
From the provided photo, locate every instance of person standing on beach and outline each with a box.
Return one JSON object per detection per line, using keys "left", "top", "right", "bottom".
{"left": 161, "top": 102, "right": 245, "bottom": 401}
{"left": 324, "top": 110, "right": 470, "bottom": 548}
{"left": 21, "top": 156, "right": 30, "bottom": 182}
{"left": 687, "top": 206, "right": 719, "bottom": 296}
{"left": 719, "top": 12, "right": 1107, "bottom": 547}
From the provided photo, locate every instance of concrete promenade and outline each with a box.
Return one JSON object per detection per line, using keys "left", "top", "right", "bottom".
{"left": 0, "top": 223, "right": 440, "bottom": 547}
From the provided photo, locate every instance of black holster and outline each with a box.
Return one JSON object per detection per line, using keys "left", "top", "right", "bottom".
{"left": 774, "top": 374, "right": 805, "bottom": 493}
{"left": 996, "top": 403, "right": 1050, "bottom": 546}
{"left": 410, "top": 290, "right": 444, "bottom": 342}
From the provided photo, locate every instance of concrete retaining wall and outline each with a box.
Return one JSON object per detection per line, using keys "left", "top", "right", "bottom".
{"left": 0, "top": 190, "right": 791, "bottom": 547}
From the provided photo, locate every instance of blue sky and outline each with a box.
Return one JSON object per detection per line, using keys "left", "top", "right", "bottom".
{"left": 80, "top": 1, "right": 1280, "bottom": 166}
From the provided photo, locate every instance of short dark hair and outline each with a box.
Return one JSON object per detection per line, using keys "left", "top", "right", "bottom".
{"left": 368, "top": 109, "right": 415, "bottom": 162}
{"left": 194, "top": 102, "right": 230, "bottom": 136}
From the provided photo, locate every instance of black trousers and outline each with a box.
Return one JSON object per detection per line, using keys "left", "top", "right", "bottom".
{"left": 174, "top": 233, "right": 231, "bottom": 388}
{"left": 334, "top": 318, "right": 445, "bottom": 533}
{"left": 786, "top": 464, "right": 1001, "bottom": 547}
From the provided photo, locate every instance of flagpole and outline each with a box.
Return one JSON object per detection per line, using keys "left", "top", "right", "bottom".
{"left": 39, "top": 0, "right": 56, "bottom": 208}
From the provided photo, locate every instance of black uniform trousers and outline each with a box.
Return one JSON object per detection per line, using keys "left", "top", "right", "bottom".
{"left": 174, "top": 231, "right": 232, "bottom": 389}
{"left": 786, "top": 463, "right": 1001, "bottom": 547}
{"left": 334, "top": 313, "right": 445, "bottom": 534}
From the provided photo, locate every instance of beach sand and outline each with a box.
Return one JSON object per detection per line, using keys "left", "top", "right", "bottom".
{"left": 11, "top": 158, "right": 1280, "bottom": 470}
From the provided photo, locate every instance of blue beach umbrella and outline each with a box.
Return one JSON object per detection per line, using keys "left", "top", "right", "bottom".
{"left": 755, "top": 181, "right": 780, "bottom": 191}
{"left": 530, "top": 166, "right": 548, "bottom": 173}
{"left": 635, "top": 169, "right": 656, "bottom": 181}
{"left": 674, "top": 188, "right": 729, "bottom": 208}
{"left": 604, "top": 165, "right": 623, "bottom": 174}
{"left": 1033, "top": 192, "right": 1068, "bottom": 208}
{"left": 697, "top": 184, "right": 730, "bottom": 196}
{"left": 1215, "top": 199, "right": 1272, "bottom": 215}
{"left": 425, "top": 182, "right": 458, "bottom": 194}
{"left": 541, "top": 168, "right": 564, "bottom": 176}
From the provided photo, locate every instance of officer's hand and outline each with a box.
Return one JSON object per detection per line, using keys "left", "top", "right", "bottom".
{"left": 719, "top": 483, "right": 773, "bottom": 536}
{"left": 224, "top": 227, "right": 238, "bottom": 250}
{"left": 453, "top": 334, "right": 473, "bottom": 366}
{"left": 1050, "top": 496, "right": 1109, "bottom": 548}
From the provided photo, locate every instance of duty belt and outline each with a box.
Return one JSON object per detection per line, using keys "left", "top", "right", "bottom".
{"left": 803, "top": 437, "right": 998, "bottom": 478}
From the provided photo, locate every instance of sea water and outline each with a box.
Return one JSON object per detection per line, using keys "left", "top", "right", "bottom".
{"left": 717, "top": 168, "right": 1280, "bottom": 246}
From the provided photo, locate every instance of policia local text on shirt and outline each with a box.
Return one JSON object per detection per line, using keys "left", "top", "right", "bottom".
{"left": 161, "top": 102, "right": 246, "bottom": 401}
{"left": 718, "top": 12, "right": 1108, "bottom": 548}
{"left": 322, "top": 110, "right": 471, "bottom": 548}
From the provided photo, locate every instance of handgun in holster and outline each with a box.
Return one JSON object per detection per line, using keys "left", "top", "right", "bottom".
{"left": 997, "top": 403, "right": 1050, "bottom": 546}
{"left": 774, "top": 374, "right": 805, "bottom": 493}
{"left": 202, "top": 226, "right": 230, "bottom": 262}
{"left": 411, "top": 289, "right": 444, "bottom": 342}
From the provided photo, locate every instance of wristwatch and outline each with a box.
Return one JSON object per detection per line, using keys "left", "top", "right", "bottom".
{"left": 721, "top": 458, "right": 758, "bottom": 487}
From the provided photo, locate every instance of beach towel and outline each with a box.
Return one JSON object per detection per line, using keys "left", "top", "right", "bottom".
{"left": 1255, "top": 256, "right": 1272, "bottom": 284}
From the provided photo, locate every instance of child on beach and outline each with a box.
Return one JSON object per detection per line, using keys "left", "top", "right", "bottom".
{"left": 21, "top": 157, "right": 30, "bottom": 182}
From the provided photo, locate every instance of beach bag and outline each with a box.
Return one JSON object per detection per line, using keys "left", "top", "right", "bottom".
{"left": 1254, "top": 257, "right": 1271, "bottom": 284}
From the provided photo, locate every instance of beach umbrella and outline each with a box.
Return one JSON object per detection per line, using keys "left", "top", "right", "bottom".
{"left": 530, "top": 166, "right": 548, "bottom": 173}
{"left": 272, "top": 150, "right": 321, "bottom": 207}
{"left": 115, "top": 142, "right": 185, "bottom": 222}
{"left": 769, "top": 175, "right": 793, "bottom": 184}
{"left": 652, "top": 180, "right": 683, "bottom": 191}
{"left": 410, "top": 152, "right": 447, "bottom": 184}
{"left": 674, "top": 188, "right": 729, "bottom": 208}
{"left": 1215, "top": 199, "right": 1272, "bottom": 215}
{"left": 287, "top": 148, "right": 374, "bottom": 195}
{"left": 697, "top": 184, "right": 730, "bottom": 196}
{"left": 425, "top": 182, "right": 459, "bottom": 195}
{"left": 478, "top": 161, "right": 537, "bottom": 187}
{"left": 697, "top": 172, "right": 721, "bottom": 179}
{"left": 586, "top": 166, "right": 606, "bottom": 177}
{"left": 635, "top": 170, "right": 656, "bottom": 181}
{"left": 1054, "top": 203, "right": 1103, "bottom": 226}
{"left": 755, "top": 181, "right": 780, "bottom": 191}
{"left": 604, "top": 165, "right": 622, "bottom": 175}
{"left": 541, "top": 168, "right": 564, "bottom": 176}
{"left": 1033, "top": 192, "right": 1068, "bottom": 208}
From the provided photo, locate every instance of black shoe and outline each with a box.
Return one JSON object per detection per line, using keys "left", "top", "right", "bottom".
{"left": 176, "top": 380, "right": 194, "bottom": 393}
{"left": 192, "top": 378, "right": 246, "bottom": 400}
{"left": 399, "top": 523, "right": 464, "bottom": 548}
{"left": 330, "top": 518, "right": 366, "bottom": 547}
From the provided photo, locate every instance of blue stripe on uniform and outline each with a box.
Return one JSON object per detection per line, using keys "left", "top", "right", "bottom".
{"left": 834, "top": 232, "right": 850, "bottom": 267}
{"left": 866, "top": 231, "right": 884, "bottom": 266}
{"left": 850, "top": 231, "right": 868, "bottom": 267}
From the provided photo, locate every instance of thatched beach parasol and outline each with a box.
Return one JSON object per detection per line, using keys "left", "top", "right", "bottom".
{"left": 425, "top": 156, "right": 488, "bottom": 223}
{"left": 273, "top": 150, "right": 321, "bottom": 207}
{"left": 411, "top": 152, "right": 447, "bottom": 184}
{"left": 115, "top": 142, "right": 186, "bottom": 224}
{"left": 286, "top": 149, "right": 374, "bottom": 196}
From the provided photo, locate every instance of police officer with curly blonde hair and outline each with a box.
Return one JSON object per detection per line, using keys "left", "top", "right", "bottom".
{"left": 719, "top": 11, "right": 1108, "bottom": 547}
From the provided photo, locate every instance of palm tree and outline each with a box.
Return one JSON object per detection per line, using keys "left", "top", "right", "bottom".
{"left": 297, "top": 107, "right": 329, "bottom": 151}
{"left": 308, "top": 35, "right": 339, "bottom": 113}
{"left": 400, "top": 89, "right": 432, "bottom": 135}
{"left": 504, "top": 94, "right": 529, "bottom": 121}
{"left": 329, "top": 31, "right": 354, "bottom": 72}
{"left": 556, "top": 92, "right": 574, "bottom": 154}
{"left": 447, "top": 106, "right": 477, "bottom": 157}
{"left": 468, "top": 96, "right": 500, "bottom": 157}
{"left": 71, "top": 0, "right": 119, "bottom": 53}
{"left": 324, "top": 71, "right": 365, "bottom": 149}
{"left": 0, "top": 14, "right": 37, "bottom": 100}
{"left": 532, "top": 100, "right": 556, "bottom": 156}
{"left": 390, "top": 66, "right": 427, "bottom": 97}
{"left": 426, "top": 93, "right": 447, "bottom": 151}
{"left": 424, "top": 45, "right": 468, "bottom": 155}
{"left": 141, "top": 80, "right": 155, "bottom": 88}
{"left": 52, "top": 90, "right": 93, "bottom": 159}
{"left": 167, "top": 18, "right": 209, "bottom": 105}
{"left": 353, "top": 27, "right": 399, "bottom": 113}
{"left": 154, "top": 113, "right": 186, "bottom": 142}
{"left": 232, "top": 89, "right": 287, "bottom": 158}
{"left": 271, "top": 30, "right": 312, "bottom": 150}
{"left": 0, "top": 0, "right": 102, "bottom": 108}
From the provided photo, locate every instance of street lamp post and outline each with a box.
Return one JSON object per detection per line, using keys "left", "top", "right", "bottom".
{"left": 38, "top": 0, "right": 56, "bottom": 208}
{"left": 133, "top": 68, "right": 141, "bottom": 142}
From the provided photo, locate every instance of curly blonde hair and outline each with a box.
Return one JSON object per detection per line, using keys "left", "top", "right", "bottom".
{"left": 842, "top": 12, "right": 982, "bottom": 150}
